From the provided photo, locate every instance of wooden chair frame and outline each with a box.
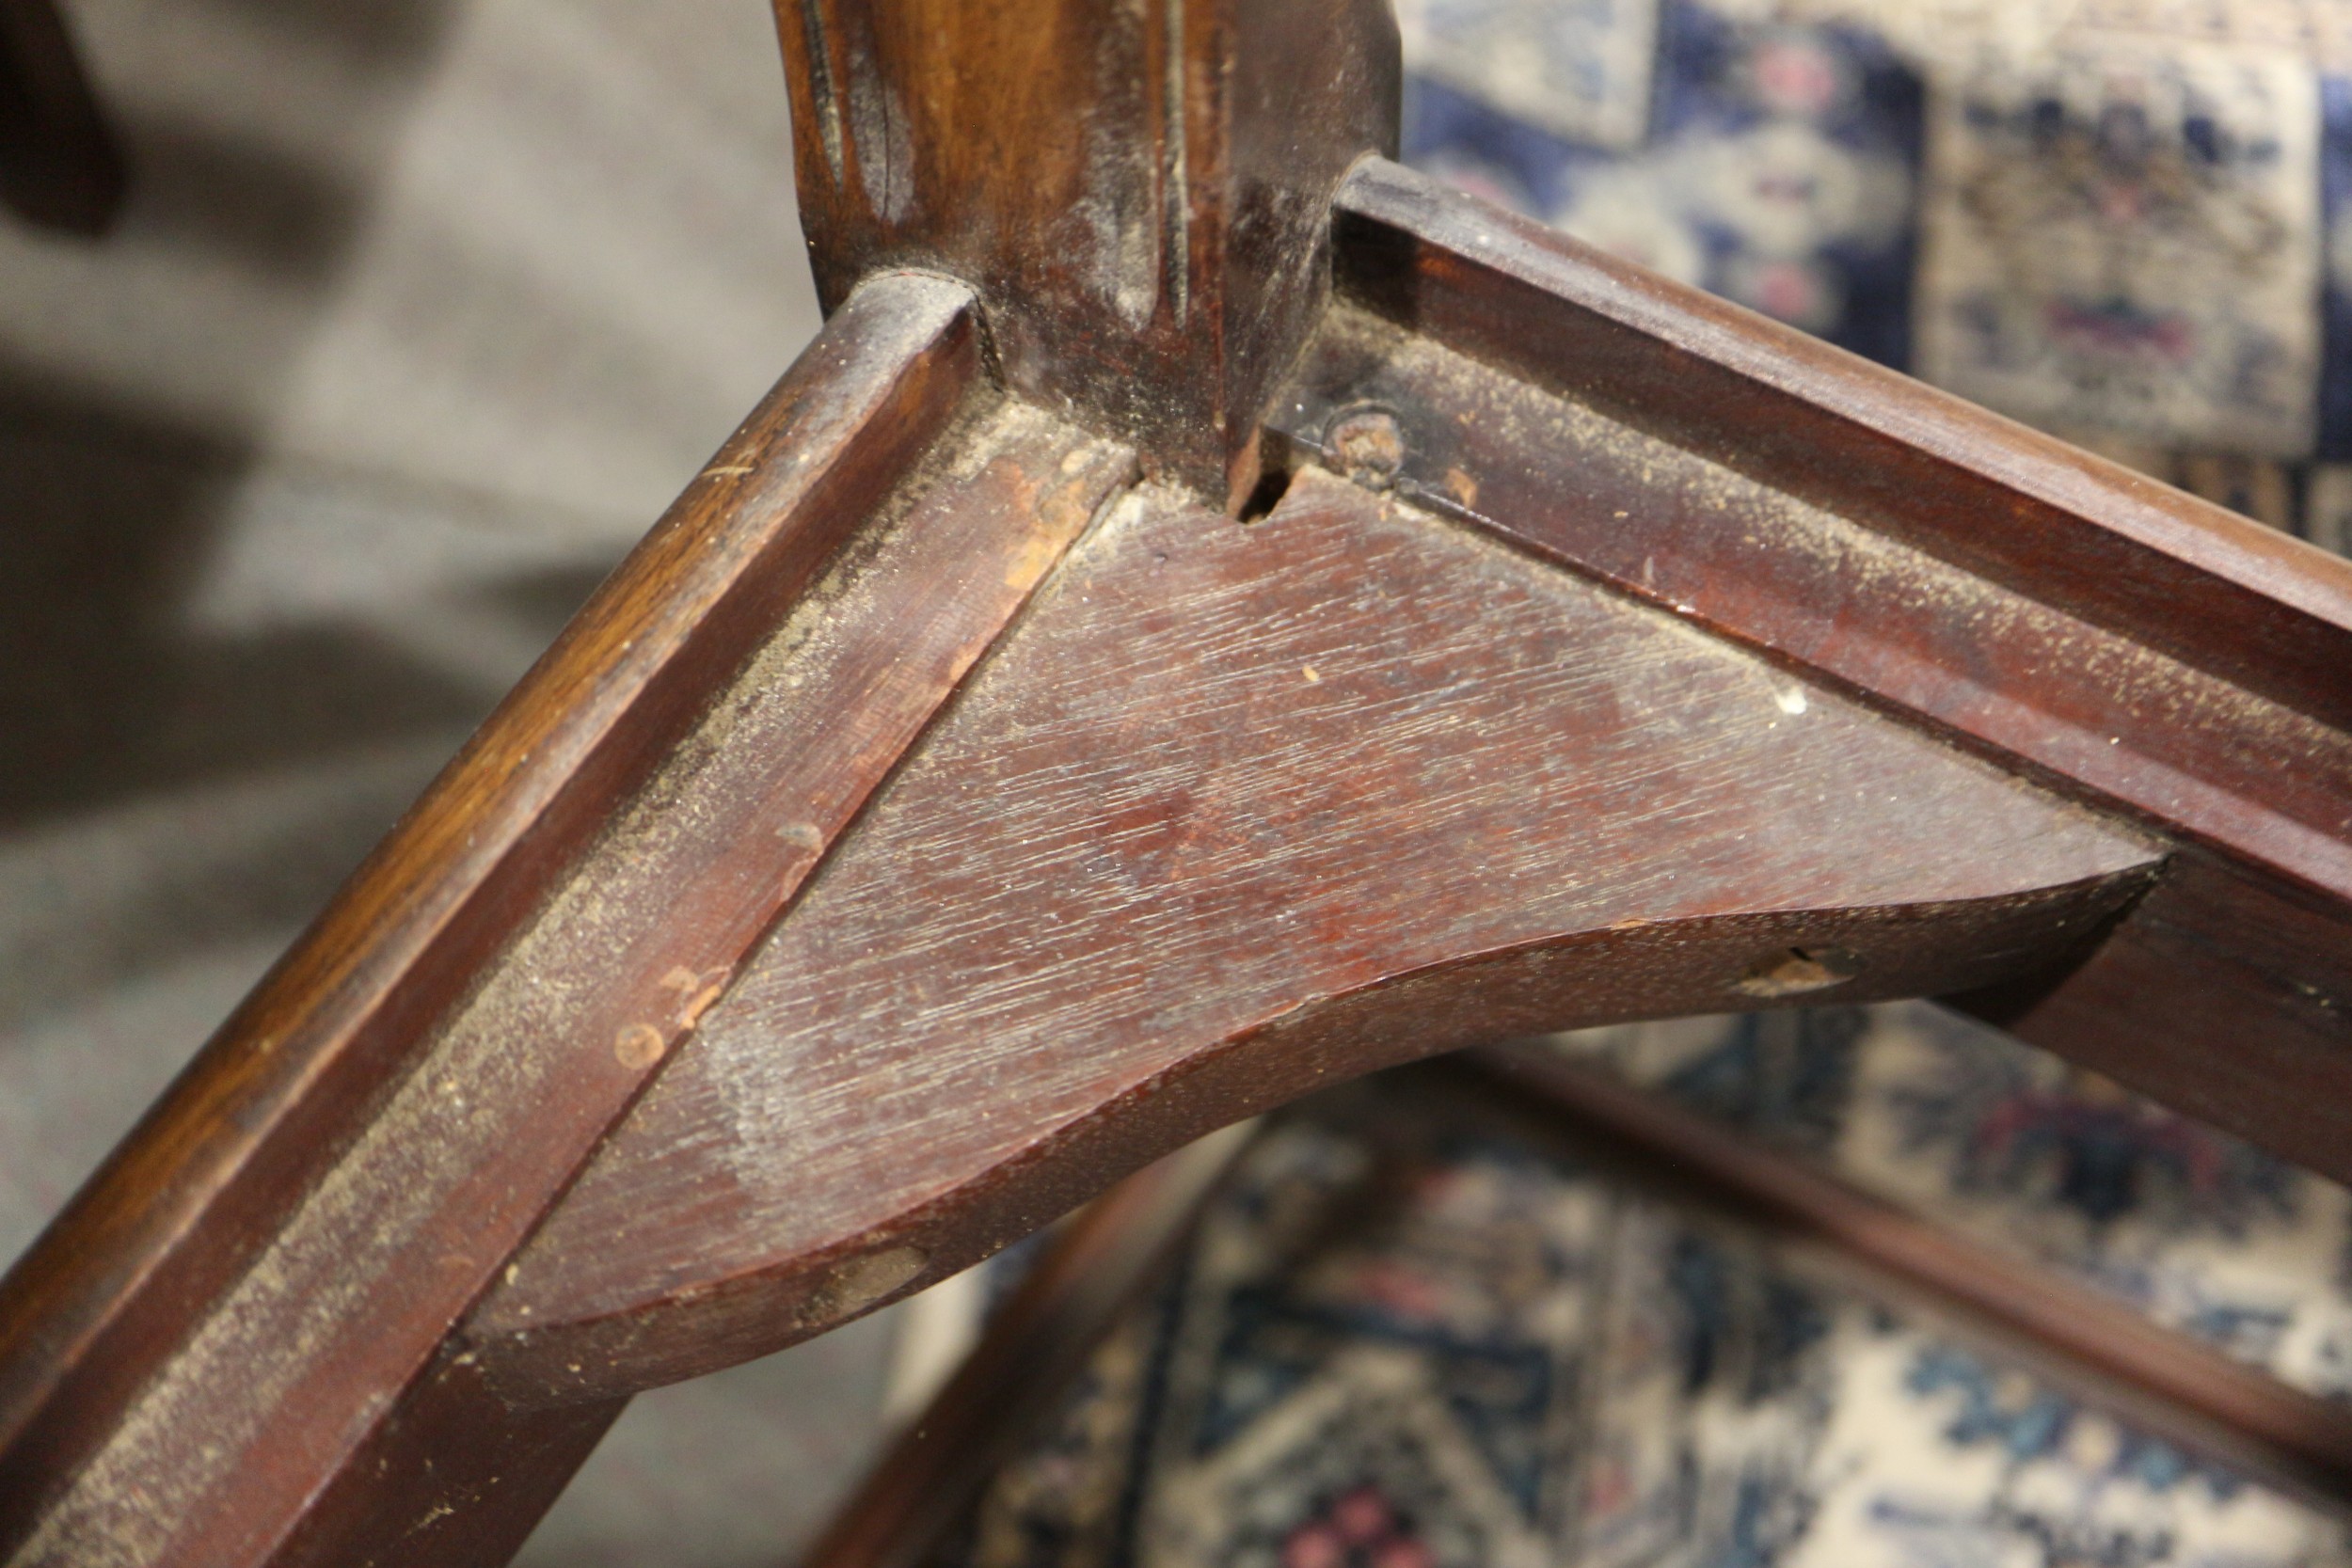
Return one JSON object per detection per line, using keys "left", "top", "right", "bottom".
{"left": 4, "top": 1, "right": 2350, "bottom": 1561}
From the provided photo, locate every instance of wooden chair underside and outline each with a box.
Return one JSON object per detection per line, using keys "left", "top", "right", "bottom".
{"left": 482, "top": 455, "right": 2153, "bottom": 1399}
{"left": 6, "top": 138, "right": 2352, "bottom": 1567}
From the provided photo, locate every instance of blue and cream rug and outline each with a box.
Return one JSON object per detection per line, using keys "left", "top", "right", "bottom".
{"left": 1398, "top": 0, "right": 2352, "bottom": 552}
{"left": 930, "top": 1005, "right": 2352, "bottom": 1568}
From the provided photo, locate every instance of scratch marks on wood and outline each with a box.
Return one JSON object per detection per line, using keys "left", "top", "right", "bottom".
{"left": 483, "top": 467, "right": 2155, "bottom": 1400}
{"left": 5, "top": 386, "right": 1134, "bottom": 1563}
{"left": 1275, "top": 301, "right": 2352, "bottom": 902}
{"left": 0, "top": 269, "right": 992, "bottom": 1565}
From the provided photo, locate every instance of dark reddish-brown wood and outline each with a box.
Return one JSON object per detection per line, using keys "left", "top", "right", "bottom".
{"left": 1271, "top": 157, "right": 2352, "bottom": 1185}
{"left": 465, "top": 467, "right": 2157, "bottom": 1402}
{"left": 6, "top": 1, "right": 2352, "bottom": 1562}
{"left": 0, "top": 0, "right": 123, "bottom": 233}
{"left": 260, "top": 1354, "right": 625, "bottom": 1568}
{"left": 0, "top": 276, "right": 1135, "bottom": 1565}
{"left": 1959, "top": 861, "right": 2352, "bottom": 1180}
{"left": 1313, "top": 159, "right": 2352, "bottom": 740}
{"left": 0, "top": 271, "right": 974, "bottom": 1560}
{"left": 780, "top": 0, "right": 1397, "bottom": 501}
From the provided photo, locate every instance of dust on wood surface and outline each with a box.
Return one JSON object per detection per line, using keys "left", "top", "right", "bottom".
{"left": 5, "top": 375, "right": 1134, "bottom": 1568}
{"left": 485, "top": 466, "right": 2154, "bottom": 1396}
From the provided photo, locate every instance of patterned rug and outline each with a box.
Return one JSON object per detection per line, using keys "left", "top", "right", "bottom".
{"left": 924, "top": 1007, "right": 2352, "bottom": 1568}
{"left": 1564, "top": 1005, "right": 2352, "bottom": 1407}
{"left": 1397, "top": 0, "right": 2352, "bottom": 552}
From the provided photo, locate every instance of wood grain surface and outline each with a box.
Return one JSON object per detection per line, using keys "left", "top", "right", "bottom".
{"left": 0, "top": 277, "right": 1136, "bottom": 1567}
{"left": 1274, "top": 158, "right": 2352, "bottom": 1184}
{"left": 470, "top": 466, "right": 2158, "bottom": 1402}
{"left": 0, "top": 271, "right": 986, "bottom": 1564}
{"left": 1279, "top": 305, "right": 2352, "bottom": 896}
{"left": 777, "top": 0, "right": 1397, "bottom": 500}
{"left": 1322, "top": 158, "right": 2352, "bottom": 736}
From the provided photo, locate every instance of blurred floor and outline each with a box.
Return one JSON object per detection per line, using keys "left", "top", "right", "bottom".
{"left": 0, "top": 1, "right": 886, "bottom": 1563}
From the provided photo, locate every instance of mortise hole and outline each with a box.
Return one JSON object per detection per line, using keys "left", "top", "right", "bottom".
{"left": 1239, "top": 435, "right": 1298, "bottom": 523}
{"left": 1734, "top": 946, "right": 1860, "bottom": 999}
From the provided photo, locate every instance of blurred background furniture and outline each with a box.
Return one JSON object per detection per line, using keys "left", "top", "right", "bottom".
{"left": 805, "top": 1041, "right": 2352, "bottom": 1568}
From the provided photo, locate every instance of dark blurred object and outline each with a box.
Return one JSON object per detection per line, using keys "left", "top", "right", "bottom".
{"left": 0, "top": 0, "right": 123, "bottom": 234}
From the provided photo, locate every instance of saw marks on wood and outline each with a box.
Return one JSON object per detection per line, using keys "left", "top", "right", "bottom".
{"left": 476, "top": 466, "right": 2156, "bottom": 1399}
